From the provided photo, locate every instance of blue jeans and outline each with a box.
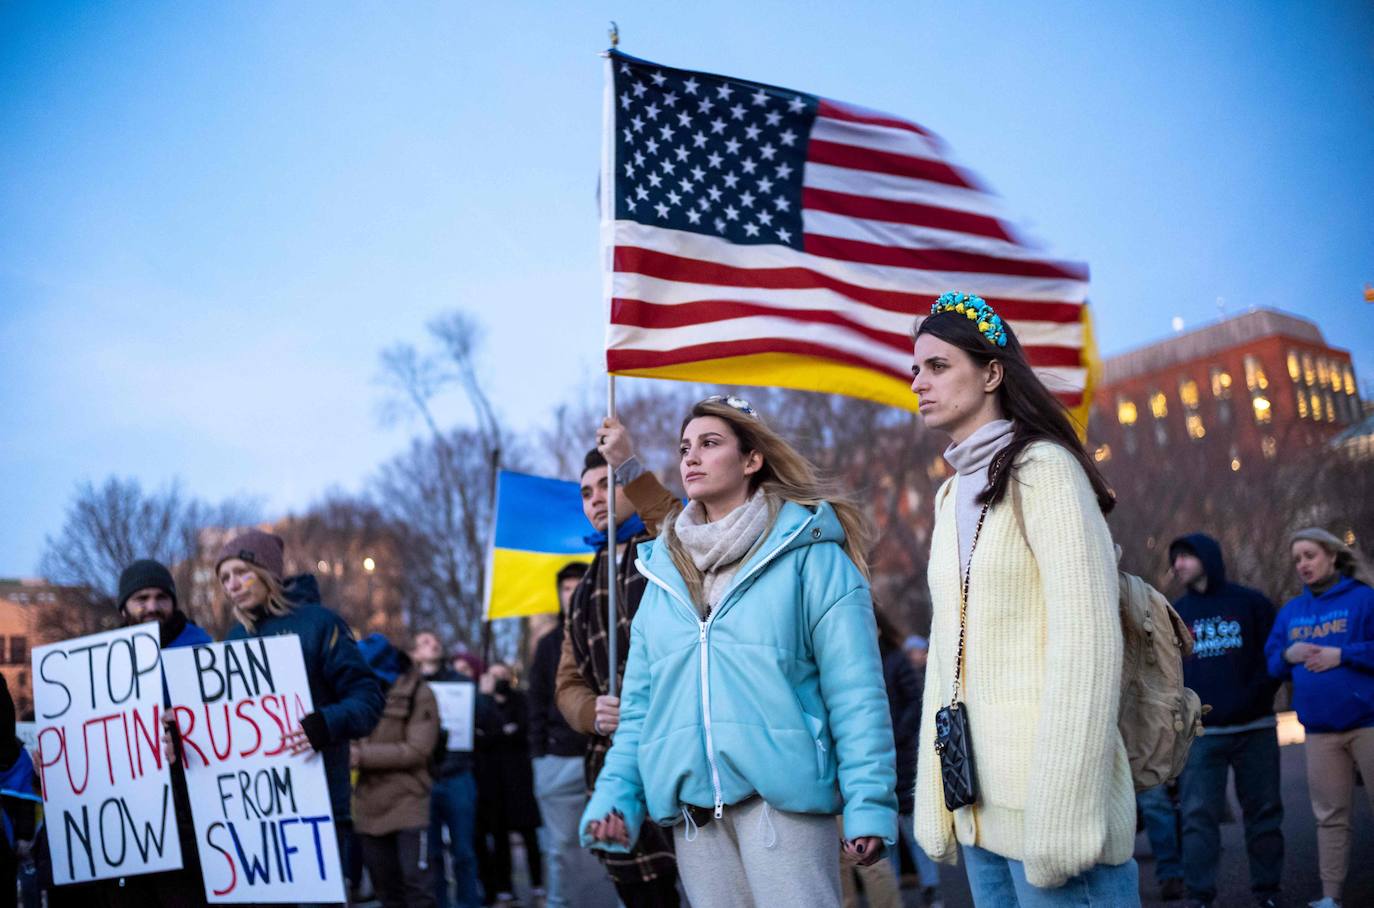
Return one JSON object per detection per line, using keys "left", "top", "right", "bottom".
{"left": 1136, "top": 785, "right": 1182, "bottom": 880}
{"left": 962, "top": 845, "right": 1140, "bottom": 907}
{"left": 890, "top": 812, "right": 943, "bottom": 891}
{"left": 1179, "top": 727, "right": 1283, "bottom": 903}
{"left": 430, "top": 771, "right": 482, "bottom": 908}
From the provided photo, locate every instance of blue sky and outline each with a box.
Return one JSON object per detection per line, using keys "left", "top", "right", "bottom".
{"left": 3, "top": 2, "right": 1372, "bottom": 577}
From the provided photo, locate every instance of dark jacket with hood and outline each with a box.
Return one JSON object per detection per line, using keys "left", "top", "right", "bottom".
{"left": 1170, "top": 534, "right": 1279, "bottom": 729}
{"left": 225, "top": 574, "right": 385, "bottom": 821}
{"left": 528, "top": 621, "right": 587, "bottom": 759}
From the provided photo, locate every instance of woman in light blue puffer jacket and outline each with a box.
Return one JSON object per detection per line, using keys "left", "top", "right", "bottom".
{"left": 580, "top": 396, "right": 898, "bottom": 908}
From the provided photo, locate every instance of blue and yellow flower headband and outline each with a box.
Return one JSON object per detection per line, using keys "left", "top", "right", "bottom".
{"left": 930, "top": 291, "right": 1007, "bottom": 348}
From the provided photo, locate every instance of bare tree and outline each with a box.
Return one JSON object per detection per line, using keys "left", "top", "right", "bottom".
{"left": 375, "top": 312, "right": 524, "bottom": 653}
{"left": 40, "top": 476, "right": 258, "bottom": 632}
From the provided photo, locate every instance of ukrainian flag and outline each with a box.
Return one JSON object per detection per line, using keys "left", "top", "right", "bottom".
{"left": 484, "top": 470, "right": 594, "bottom": 620}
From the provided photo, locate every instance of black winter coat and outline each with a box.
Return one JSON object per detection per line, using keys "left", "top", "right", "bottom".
{"left": 881, "top": 644, "right": 922, "bottom": 816}
{"left": 475, "top": 689, "right": 542, "bottom": 830}
{"left": 528, "top": 624, "right": 588, "bottom": 758}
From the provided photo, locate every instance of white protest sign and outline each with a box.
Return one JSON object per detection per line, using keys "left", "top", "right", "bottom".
{"left": 428, "top": 682, "right": 475, "bottom": 751}
{"left": 32, "top": 624, "right": 183, "bottom": 884}
{"left": 163, "top": 635, "right": 345, "bottom": 904}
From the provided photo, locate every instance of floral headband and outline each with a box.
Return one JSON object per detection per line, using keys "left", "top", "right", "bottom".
{"left": 930, "top": 291, "right": 1008, "bottom": 348}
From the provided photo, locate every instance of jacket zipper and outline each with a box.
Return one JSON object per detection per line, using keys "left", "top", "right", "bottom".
{"left": 636, "top": 513, "right": 816, "bottom": 820}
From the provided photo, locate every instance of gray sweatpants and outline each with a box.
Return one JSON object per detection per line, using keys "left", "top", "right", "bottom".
{"left": 672, "top": 800, "right": 841, "bottom": 908}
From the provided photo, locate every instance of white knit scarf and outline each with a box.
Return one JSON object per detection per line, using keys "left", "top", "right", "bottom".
{"left": 944, "top": 418, "right": 1015, "bottom": 574}
{"left": 673, "top": 491, "right": 774, "bottom": 614}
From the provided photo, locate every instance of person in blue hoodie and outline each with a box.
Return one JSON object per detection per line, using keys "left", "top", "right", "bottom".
{"left": 581, "top": 396, "right": 898, "bottom": 908}
{"left": 1168, "top": 533, "right": 1283, "bottom": 908}
{"left": 1265, "top": 527, "right": 1374, "bottom": 908}
{"left": 217, "top": 529, "right": 386, "bottom": 884}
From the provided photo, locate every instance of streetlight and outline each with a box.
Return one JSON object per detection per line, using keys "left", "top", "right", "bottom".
{"left": 363, "top": 556, "right": 377, "bottom": 622}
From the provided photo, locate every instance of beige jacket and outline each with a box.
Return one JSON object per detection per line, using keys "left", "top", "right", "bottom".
{"left": 353, "top": 670, "right": 439, "bottom": 836}
{"left": 914, "top": 442, "right": 1134, "bottom": 889}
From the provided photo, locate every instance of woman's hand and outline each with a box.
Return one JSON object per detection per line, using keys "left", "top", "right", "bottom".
{"left": 1304, "top": 646, "right": 1342, "bottom": 673}
{"left": 1285, "top": 642, "right": 1320, "bottom": 665}
{"left": 585, "top": 810, "right": 630, "bottom": 846}
{"left": 842, "top": 835, "right": 885, "bottom": 866}
{"left": 597, "top": 417, "right": 636, "bottom": 470}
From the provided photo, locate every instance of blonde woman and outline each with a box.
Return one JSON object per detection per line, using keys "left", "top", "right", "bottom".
{"left": 1266, "top": 528, "right": 1374, "bottom": 908}
{"left": 217, "top": 530, "right": 385, "bottom": 856}
{"left": 910, "top": 293, "right": 1137, "bottom": 905}
{"left": 580, "top": 396, "right": 898, "bottom": 908}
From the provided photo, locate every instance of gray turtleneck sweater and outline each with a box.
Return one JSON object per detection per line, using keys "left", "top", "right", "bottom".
{"left": 943, "top": 419, "right": 1015, "bottom": 574}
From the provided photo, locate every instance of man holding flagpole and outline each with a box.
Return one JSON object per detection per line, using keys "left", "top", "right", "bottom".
{"left": 556, "top": 425, "right": 680, "bottom": 906}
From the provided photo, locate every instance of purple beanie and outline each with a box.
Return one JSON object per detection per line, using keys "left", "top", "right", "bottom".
{"left": 216, "top": 529, "right": 286, "bottom": 578}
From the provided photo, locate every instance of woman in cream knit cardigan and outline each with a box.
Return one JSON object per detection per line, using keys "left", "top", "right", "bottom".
{"left": 910, "top": 293, "right": 1139, "bottom": 906}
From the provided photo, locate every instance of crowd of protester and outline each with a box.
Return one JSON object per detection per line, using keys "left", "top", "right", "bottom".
{"left": 3, "top": 292, "right": 1372, "bottom": 908}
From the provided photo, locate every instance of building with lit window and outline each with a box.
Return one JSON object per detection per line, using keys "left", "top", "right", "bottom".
{"left": 1090, "top": 308, "right": 1362, "bottom": 468}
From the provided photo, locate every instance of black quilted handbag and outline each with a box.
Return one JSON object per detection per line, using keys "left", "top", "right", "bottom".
{"left": 934, "top": 702, "right": 977, "bottom": 809}
{"left": 934, "top": 501, "right": 989, "bottom": 811}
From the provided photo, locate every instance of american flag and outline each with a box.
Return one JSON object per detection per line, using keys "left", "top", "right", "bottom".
{"left": 602, "top": 51, "right": 1092, "bottom": 414}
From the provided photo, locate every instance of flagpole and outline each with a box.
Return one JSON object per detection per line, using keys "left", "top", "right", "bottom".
{"left": 605, "top": 374, "right": 619, "bottom": 700}
{"left": 600, "top": 36, "right": 621, "bottom": 702}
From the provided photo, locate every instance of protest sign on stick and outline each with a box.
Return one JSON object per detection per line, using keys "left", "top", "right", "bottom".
{"left": 32, "top": 624, "right": 183, "bottom": 885}
{"left": 428, "top": 681, "right": 475, "bottom": 751}
{"left": 163, "top": 635, "right": 346, "bottom": 904}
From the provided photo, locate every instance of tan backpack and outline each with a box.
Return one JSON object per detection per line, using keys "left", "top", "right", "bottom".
{"left": 1116, "top": 570, "right": 1205, "bottom": 790}
{"left": 1002, "top": 478, "right": 1205, "bottom": 790}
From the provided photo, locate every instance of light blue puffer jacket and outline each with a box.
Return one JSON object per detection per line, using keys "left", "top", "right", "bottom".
{"left": 578, "top": 500, "right": 898, "bottom": 849}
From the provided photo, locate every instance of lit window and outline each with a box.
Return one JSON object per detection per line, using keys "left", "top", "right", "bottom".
{"left": 1287, "top": 350, "right": 1301, "bottom": 382}
{"left": 1311, "top": 392, "right": 1323, "bottom": 421}
{"left": 1149, "top": 391, "right": 1168, "bottom": 419}
{"left": 1297, "top": 388, "right": 1309, "bottom": 419}
{"left": 1302, "top": 353, "right": 1315, "bottom": 386}
{"left": 1210, "top": 368, "right": 1232, "bottom": 399}
{"left": 1179, "top": 379, "right": 1200, "bottom": 408}
{"left": 1186, "top": 413, "right": 1206, "bottom": 440}
{"left": 1325, "top": 391, "right": 1336, "bottom": 422}
{"left": 1252, "top": 394, "right": 1273, "bottom": 424}
{"left": 1117, "top": 398, "right": 1138, "bottom": 426}
{"left": 1328, "top": 361, "right": 1342, "bottom": 392}
{"left": 1318, "top": 358, "right": 1330, "bottom": 388}
{"left": 1244, "top": 355, "right": 1269, "bottom": 391}
{"left": 1261, "top": 436, "right": 1278, "bottom": 459}
{"left": 1343, "top": 364, "right": 1356, "bottom": 396}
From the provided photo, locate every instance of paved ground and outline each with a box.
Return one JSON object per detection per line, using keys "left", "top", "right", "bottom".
{"left": 406, "top": 735, "right": 1371, "bottom": 907}
{"left": 919, "top": 738, "right": 1372, "bottom": 908}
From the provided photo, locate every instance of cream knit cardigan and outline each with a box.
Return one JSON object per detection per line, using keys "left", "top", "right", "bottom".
{"left": 913, "top": 441, "right": 1134, "bottom": 889}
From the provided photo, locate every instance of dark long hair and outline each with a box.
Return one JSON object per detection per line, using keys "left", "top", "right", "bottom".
{"left": 914, "top": 310, "right": 1115, "bottom": 514}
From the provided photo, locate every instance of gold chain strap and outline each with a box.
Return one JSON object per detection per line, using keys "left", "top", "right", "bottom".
{"left": 949, "top": 501, "right": 991, "bottom": 710}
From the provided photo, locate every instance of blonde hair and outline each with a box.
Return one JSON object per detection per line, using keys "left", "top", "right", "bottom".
{"left": 1289, "top": 527, "right": 1374, "bottom": 588}
{"left": 222, "top": 562, "right": 294, "bottom": 633}
{"left": 662, "top": 398, "right": 874, "bottom": 604}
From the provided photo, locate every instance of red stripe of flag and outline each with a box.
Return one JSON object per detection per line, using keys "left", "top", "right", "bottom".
{"left": 614, "top": 246, "right": 1085, "bottom": 322}
{"left": 803, "top": 234, "right": 1091, "bottom": 282}
{"left": 815, "top": 99, "right": 939, "bottom": 143}
{"left": 806, "top": 139, "right": 975, "bottom": 189}
{"left": 611, "top": 298, "right": 911, "bottom": 352}
{"left": 802, "top": 187, "right": 1015, "bottom": 244}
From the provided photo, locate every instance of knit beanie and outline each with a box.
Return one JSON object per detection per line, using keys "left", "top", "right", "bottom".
{"left": 216, "top": 529, "right": 286, "bottom": 579}
{"left": 117, "top": 559, "right": 178, "bottom": 612}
